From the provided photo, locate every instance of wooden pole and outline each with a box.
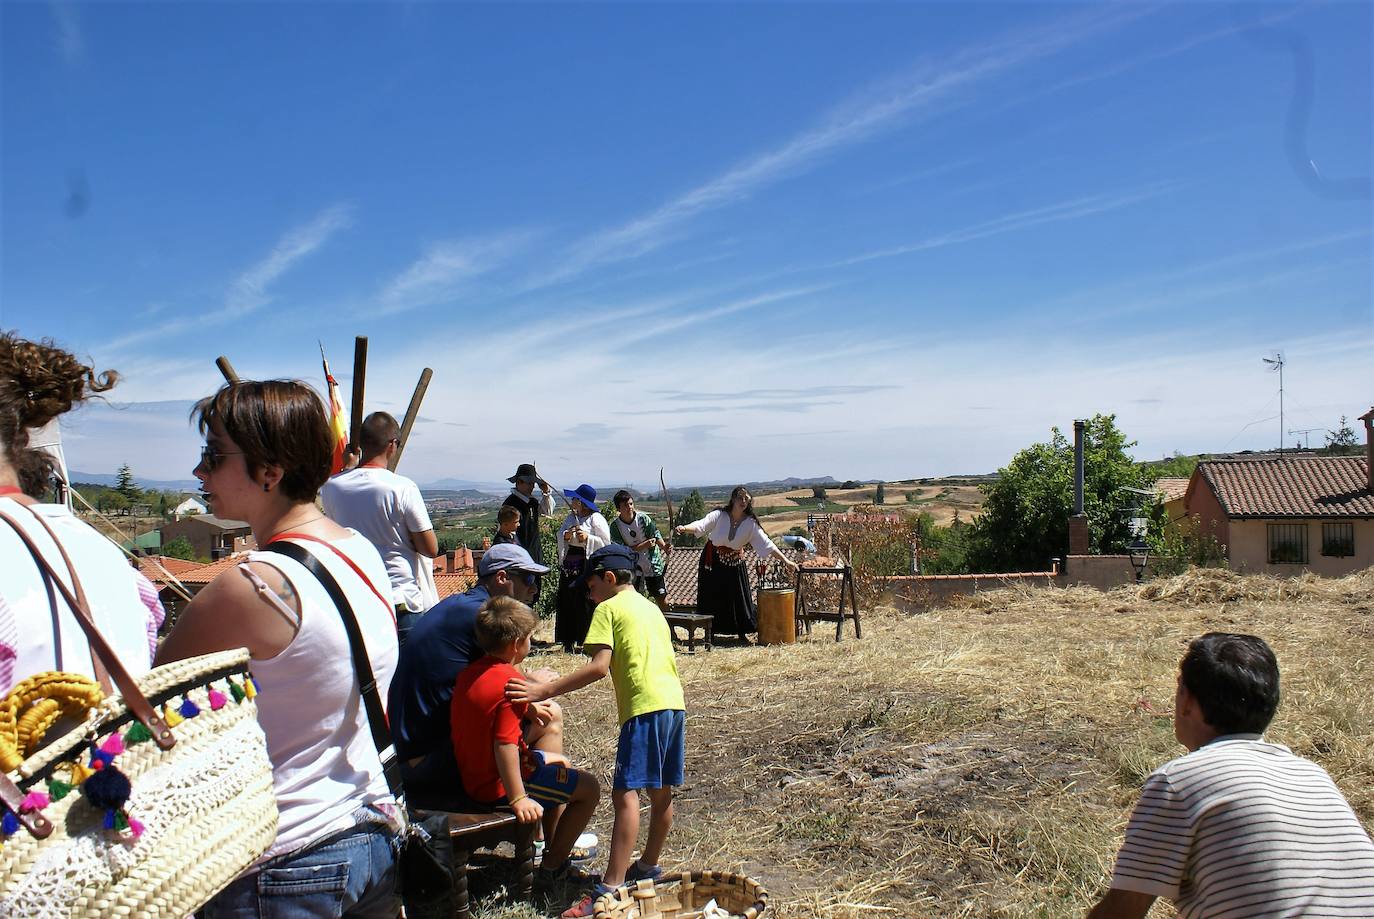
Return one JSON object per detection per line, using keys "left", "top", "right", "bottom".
{"left": 390, "top": 367, "right": 433, "bottom": 472}
{"left": 348, "top": 336, "right": 368, "bottom": 454}
{"left": 215, "top": 356, "right": 240, "bottom": 383}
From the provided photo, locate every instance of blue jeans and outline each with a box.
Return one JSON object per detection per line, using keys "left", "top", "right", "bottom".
{"left": 204, "top": 824, "right": 400, "bottom": 919}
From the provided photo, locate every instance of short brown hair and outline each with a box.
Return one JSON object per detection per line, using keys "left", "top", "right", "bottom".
{"left": 0, "top": 331, "right": 118, "bottom": 496}
{"left": 194, "top": 380, "right": 332, "bottom": 502}
{"left": 497, "top": 505, "right": 520, "bottom": 524}
{"left": 474, "top": 595, "right": 540, "bottom": 654}
{"left": 360, "top": 411, "right": 400, "bottom": 458}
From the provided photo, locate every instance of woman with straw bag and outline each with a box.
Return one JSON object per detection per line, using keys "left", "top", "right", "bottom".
{"left": 159, "top": 379, "right": 403, "bottom": 917}
{"left": 0, "top": 331, "right": 164, "bottom": 695}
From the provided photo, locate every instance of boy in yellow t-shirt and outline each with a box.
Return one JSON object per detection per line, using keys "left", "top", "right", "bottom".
{"left": 506, "top": 544, "right": 685, "bottom": 917}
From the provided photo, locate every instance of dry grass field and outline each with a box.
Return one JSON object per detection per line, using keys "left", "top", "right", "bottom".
{"left": 746, "top": 483, "right": 986, "bottom": 534}
{"left": 479, "top": 567, "right": 1374, "bottom": 919}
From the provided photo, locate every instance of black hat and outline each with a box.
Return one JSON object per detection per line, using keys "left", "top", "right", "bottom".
{"left": 508, "top": 462, "right": 539, "bottom": 484}
{"left": 574, "top": 544, "right": 638, "bottom": 589}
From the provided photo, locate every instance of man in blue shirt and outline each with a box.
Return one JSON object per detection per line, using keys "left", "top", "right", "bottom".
{"left": 390, "top": 543, "right": 556, "bottom": 808}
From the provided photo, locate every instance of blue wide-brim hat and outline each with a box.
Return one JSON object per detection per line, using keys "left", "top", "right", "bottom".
{"left": 564, "top": 483, "right": 598, "bottom": 511}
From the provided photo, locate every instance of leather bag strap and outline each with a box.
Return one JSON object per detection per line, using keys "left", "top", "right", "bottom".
{"left": 259, "top": 541, "right": 404, "bottom": 800}
{"left": 0, "top": 507, "right": 175, "bottom": 753}
{"left": 18, "top": 508, "right": 112, "bottom": 693}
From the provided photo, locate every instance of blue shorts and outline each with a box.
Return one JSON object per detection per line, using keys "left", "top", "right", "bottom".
{"left": 614, "top": 709, "right": 686, "bottom": 790}
{"left": 521, "top": 749, "right": 581, "bottom": 806}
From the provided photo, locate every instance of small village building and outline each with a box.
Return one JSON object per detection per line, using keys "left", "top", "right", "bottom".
{"left": 159, "top": 514, "right": 254, "bottom": 561}
{"left": 1185, "top": 454, "right": 1373, "bottom": 576}
{"left": 172, "top": 496, "right": 208, "bottom": 519}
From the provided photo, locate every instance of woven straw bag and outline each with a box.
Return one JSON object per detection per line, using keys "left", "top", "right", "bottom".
{"left": 0, "top": 505, "right": 278, "bottom": 917}
{"left": 592, "top": 871, "right": 768, "bottom": 919}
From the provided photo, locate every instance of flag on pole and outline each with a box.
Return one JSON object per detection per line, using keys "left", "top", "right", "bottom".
{"left": 321, "top": 343, "right": 348, "bottom": 475}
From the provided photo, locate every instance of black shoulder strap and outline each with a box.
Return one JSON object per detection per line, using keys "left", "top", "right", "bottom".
{"left": 260, "top": 540, "right": 404, "bottom": 799}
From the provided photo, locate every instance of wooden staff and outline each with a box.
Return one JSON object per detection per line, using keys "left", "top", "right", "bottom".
{"left": 215, "top": 356, "right": 240, "bottom": 383}
{"left": 348, "top": 336, "right": 368, "bottom": 455}
{"left": 390, "top": 367, "right": 433, "bottom": 472}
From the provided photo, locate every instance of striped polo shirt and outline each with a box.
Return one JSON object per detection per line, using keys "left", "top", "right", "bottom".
{"left": 1111, "top": 735, "right": 1374, "bottom": 917}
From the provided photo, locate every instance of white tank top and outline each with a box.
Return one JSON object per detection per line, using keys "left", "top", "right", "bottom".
{"left": 0, "top": 501, "right": 154, "bottom": 692}
{"left": 245, "top": 533, "right": 399, "bottom": 861}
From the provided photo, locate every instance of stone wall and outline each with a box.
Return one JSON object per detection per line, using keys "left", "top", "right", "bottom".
{"left": 881, "top": 554, "right": 1147, "bottom": 611}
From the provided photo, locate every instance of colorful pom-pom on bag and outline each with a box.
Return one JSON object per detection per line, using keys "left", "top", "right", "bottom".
{"left": 0, "top": 505, "right": 278, "bottom": 918}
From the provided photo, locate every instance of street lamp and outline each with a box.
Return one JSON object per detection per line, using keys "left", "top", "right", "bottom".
{"left": 1128, "top": 538, "right": 1150, "bottom": 582}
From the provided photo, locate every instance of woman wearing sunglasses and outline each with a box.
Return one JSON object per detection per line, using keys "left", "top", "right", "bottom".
{"left": 158, "top": 380, "right": 401, "bottom": 918}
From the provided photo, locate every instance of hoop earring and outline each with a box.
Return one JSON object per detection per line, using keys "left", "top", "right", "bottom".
{"left": 263, "top": 483, "right": 271, "bottom": 493}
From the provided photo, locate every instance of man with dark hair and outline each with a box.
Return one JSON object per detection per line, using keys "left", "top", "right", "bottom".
{"left": 1088, "top": 632, "right": 1374, "bottom": 918}
{"left": 321, "top": 411, "right": 439, "bottom": 643}
{"left": 502, "top": 462, "right": 555, "bottom": 566}
{"left": 388, "top": 543, "right": 562, "bottom": 810}
{"left": 608, "top": 489, "right": 670, "bottom": 611}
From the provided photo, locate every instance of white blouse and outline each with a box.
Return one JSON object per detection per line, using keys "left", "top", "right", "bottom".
{"left": 557, "top": 510, "right": 610, "bottom": 561}
{"left": 679, "top": 509, "right": 781, "bottom": 559}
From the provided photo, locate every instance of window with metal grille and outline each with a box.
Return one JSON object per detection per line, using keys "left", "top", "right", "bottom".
{"left": 1267, "top": 523, "right": 1308, "bottom": 565}
{"left": 1321, "top": 522, "right": 1355, "bottom": 558}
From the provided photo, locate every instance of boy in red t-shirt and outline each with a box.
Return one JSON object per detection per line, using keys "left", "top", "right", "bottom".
{"left": 451, "top": 595, "right": 601, "bottom": 880}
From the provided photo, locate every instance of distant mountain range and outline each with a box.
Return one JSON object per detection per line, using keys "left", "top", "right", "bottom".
{"left": 69, "top": 471, "right": 201, "bottom": 492}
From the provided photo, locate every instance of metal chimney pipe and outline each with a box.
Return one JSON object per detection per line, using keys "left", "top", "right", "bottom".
{"left": 1073, "top": 419, "right": 1085, "bottom": 516}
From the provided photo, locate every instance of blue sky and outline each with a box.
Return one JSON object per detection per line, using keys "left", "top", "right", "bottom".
{"left": 3, "top": 1, "right": 1370, "bottom": 489}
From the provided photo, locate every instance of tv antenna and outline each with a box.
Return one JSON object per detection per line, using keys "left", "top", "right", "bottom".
{"left": 1288, "top": 427, "right": 1321, "bottom": 450}
{"left": 1262, "top": 352, "right": 1285, "bottom": 452}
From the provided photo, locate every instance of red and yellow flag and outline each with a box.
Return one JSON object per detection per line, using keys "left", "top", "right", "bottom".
{"left": 321, "top": 347, "right": 348, "bottom": 475}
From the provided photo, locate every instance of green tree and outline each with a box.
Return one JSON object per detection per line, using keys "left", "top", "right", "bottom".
{"left": 964, "top": 414, "right": 1146, "bottom": 573}
{"left": 874, "top": 482, "right": 886, "bottom": 505}
{"left": 162, "top": 536, "right": 197, "bottom": 561}
{"left": 1142, "top": 453, "right": 1199, "bottom": 482}
{"left": 811, "top": 485, "right": 828, "bottom": 502}
{"left": 114, "top": 464, "right": 140, "bottom": 501}
{"left": 673, "top": 489, "right": 707, "bottom": 546}
{"left": 1324, "top": 417, "right": 1359, "bottom": 455}
{"left": 103, "top": 491, "right": 130, "bottom": 515}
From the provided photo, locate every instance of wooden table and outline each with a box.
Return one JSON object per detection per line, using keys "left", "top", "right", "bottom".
{"left": 663, "top": 611, "right": 714, "bottom": 652}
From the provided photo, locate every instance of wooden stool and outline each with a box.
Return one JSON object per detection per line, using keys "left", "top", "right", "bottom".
{"left": 409, "top": 808, "right": 536, "bottom": 919}
{"left": 663, "top": 611, "right": 714, "bottom": 652}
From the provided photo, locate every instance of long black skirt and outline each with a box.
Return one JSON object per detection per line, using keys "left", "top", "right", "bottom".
{"left": 696, "top": 548, "right": 756, "bottom": 637}
{"left": 554, "top": 550, "right": 592, "bottom": 649}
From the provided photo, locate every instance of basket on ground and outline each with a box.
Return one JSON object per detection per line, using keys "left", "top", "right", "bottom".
{"left": 593, "top": 870, "right": 767, "bottom": 919}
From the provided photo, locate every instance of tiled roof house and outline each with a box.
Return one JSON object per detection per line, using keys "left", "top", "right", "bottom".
{"left": 1185, "top": 420, "right": 1374, "bottom": 576}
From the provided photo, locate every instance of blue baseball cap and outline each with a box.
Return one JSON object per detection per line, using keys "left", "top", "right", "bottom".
{"left": 573, "top": 544, "right": 638, "bottom": 589}
{"left": 478, "top": 543, "right": 551, "bottom": 578}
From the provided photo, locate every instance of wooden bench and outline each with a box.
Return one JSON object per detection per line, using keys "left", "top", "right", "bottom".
{"left": 408, "top": 808, "right": 537, "bottom": 919}
{"left": 663, "top": 611, "right": 714, "bottom": 652}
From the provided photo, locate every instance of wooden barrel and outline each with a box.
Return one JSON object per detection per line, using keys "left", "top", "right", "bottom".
{"left": 756, "top": 589, "right": 796, "bottom": 645}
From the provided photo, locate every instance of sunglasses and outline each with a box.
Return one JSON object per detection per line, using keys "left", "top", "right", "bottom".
{"left": 199, "top": 445, "right": 245, "bottom": 472}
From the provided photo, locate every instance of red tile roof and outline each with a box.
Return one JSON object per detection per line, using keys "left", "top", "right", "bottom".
{"left": 173, "top": 554, "right": 252, "bottom": 584}
{"left": 137, "top": 555, "right": 203, "bottom": 583}
{"left": 1193, "top": 456, "right": 1374, "bottom": 519}
{"left": 434, "top": 572, "right": 477, "bottom": 600}
{"left": 1154, "top": 477, "right": 1190, "bottom": 503}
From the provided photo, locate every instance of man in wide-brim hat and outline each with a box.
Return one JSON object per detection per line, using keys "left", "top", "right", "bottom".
{"left": 501, "top": 462, "right": 554, "bottom": 566}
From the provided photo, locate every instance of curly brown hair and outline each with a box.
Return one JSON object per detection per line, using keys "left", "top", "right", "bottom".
{"left": 0, "top": 331, "right": 119, "bottom": 496}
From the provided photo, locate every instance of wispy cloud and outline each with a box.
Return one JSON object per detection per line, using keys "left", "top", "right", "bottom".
{"left": 838, "top": 182, "right": 1178, "bottom": 267}
{"left": 228, "top": 204, "right": 354, "bottom": 315}
{"left": 652, "top": 385, "right": 899, "bottom": 403}
{"left": 532, "top": 5, "right": 1154, "bottom": 285}
{"left": 377, "top": 230, "right": 534, "bottom": 315}
{"left": 49, "top": 1, "right": 83, "bottom": 64}
{"left": 104, "top": 204, "right": 353, "bottom": 352}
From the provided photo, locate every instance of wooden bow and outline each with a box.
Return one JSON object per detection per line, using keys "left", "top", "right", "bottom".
{"left": 660, "top": 468, "right": 676, "bottom": 534}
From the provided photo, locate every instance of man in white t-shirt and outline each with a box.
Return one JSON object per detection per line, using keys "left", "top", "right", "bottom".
{"left": 320, "top": 412, "right": 439, "bottom": 644}
{"left": 1087, "top": 632, "right": 1374, "bottom": 919}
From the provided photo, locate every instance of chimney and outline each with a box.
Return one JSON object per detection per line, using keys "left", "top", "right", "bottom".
{"left": 1068, "top": 419, "right": 1090, "bottom": 555}
{"left": 445, "top": 549, "right": 456, "bottom": 574}
{"left": 1360, "top": 407, "right": 1374, "bottom": 493}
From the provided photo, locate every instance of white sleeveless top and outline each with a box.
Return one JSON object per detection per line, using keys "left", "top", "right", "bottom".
{"left": 0, "top": 500, "right": 154, "bottom": 693}
{"left": 245, "top": 533, "right": 399, "bottom": 861}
